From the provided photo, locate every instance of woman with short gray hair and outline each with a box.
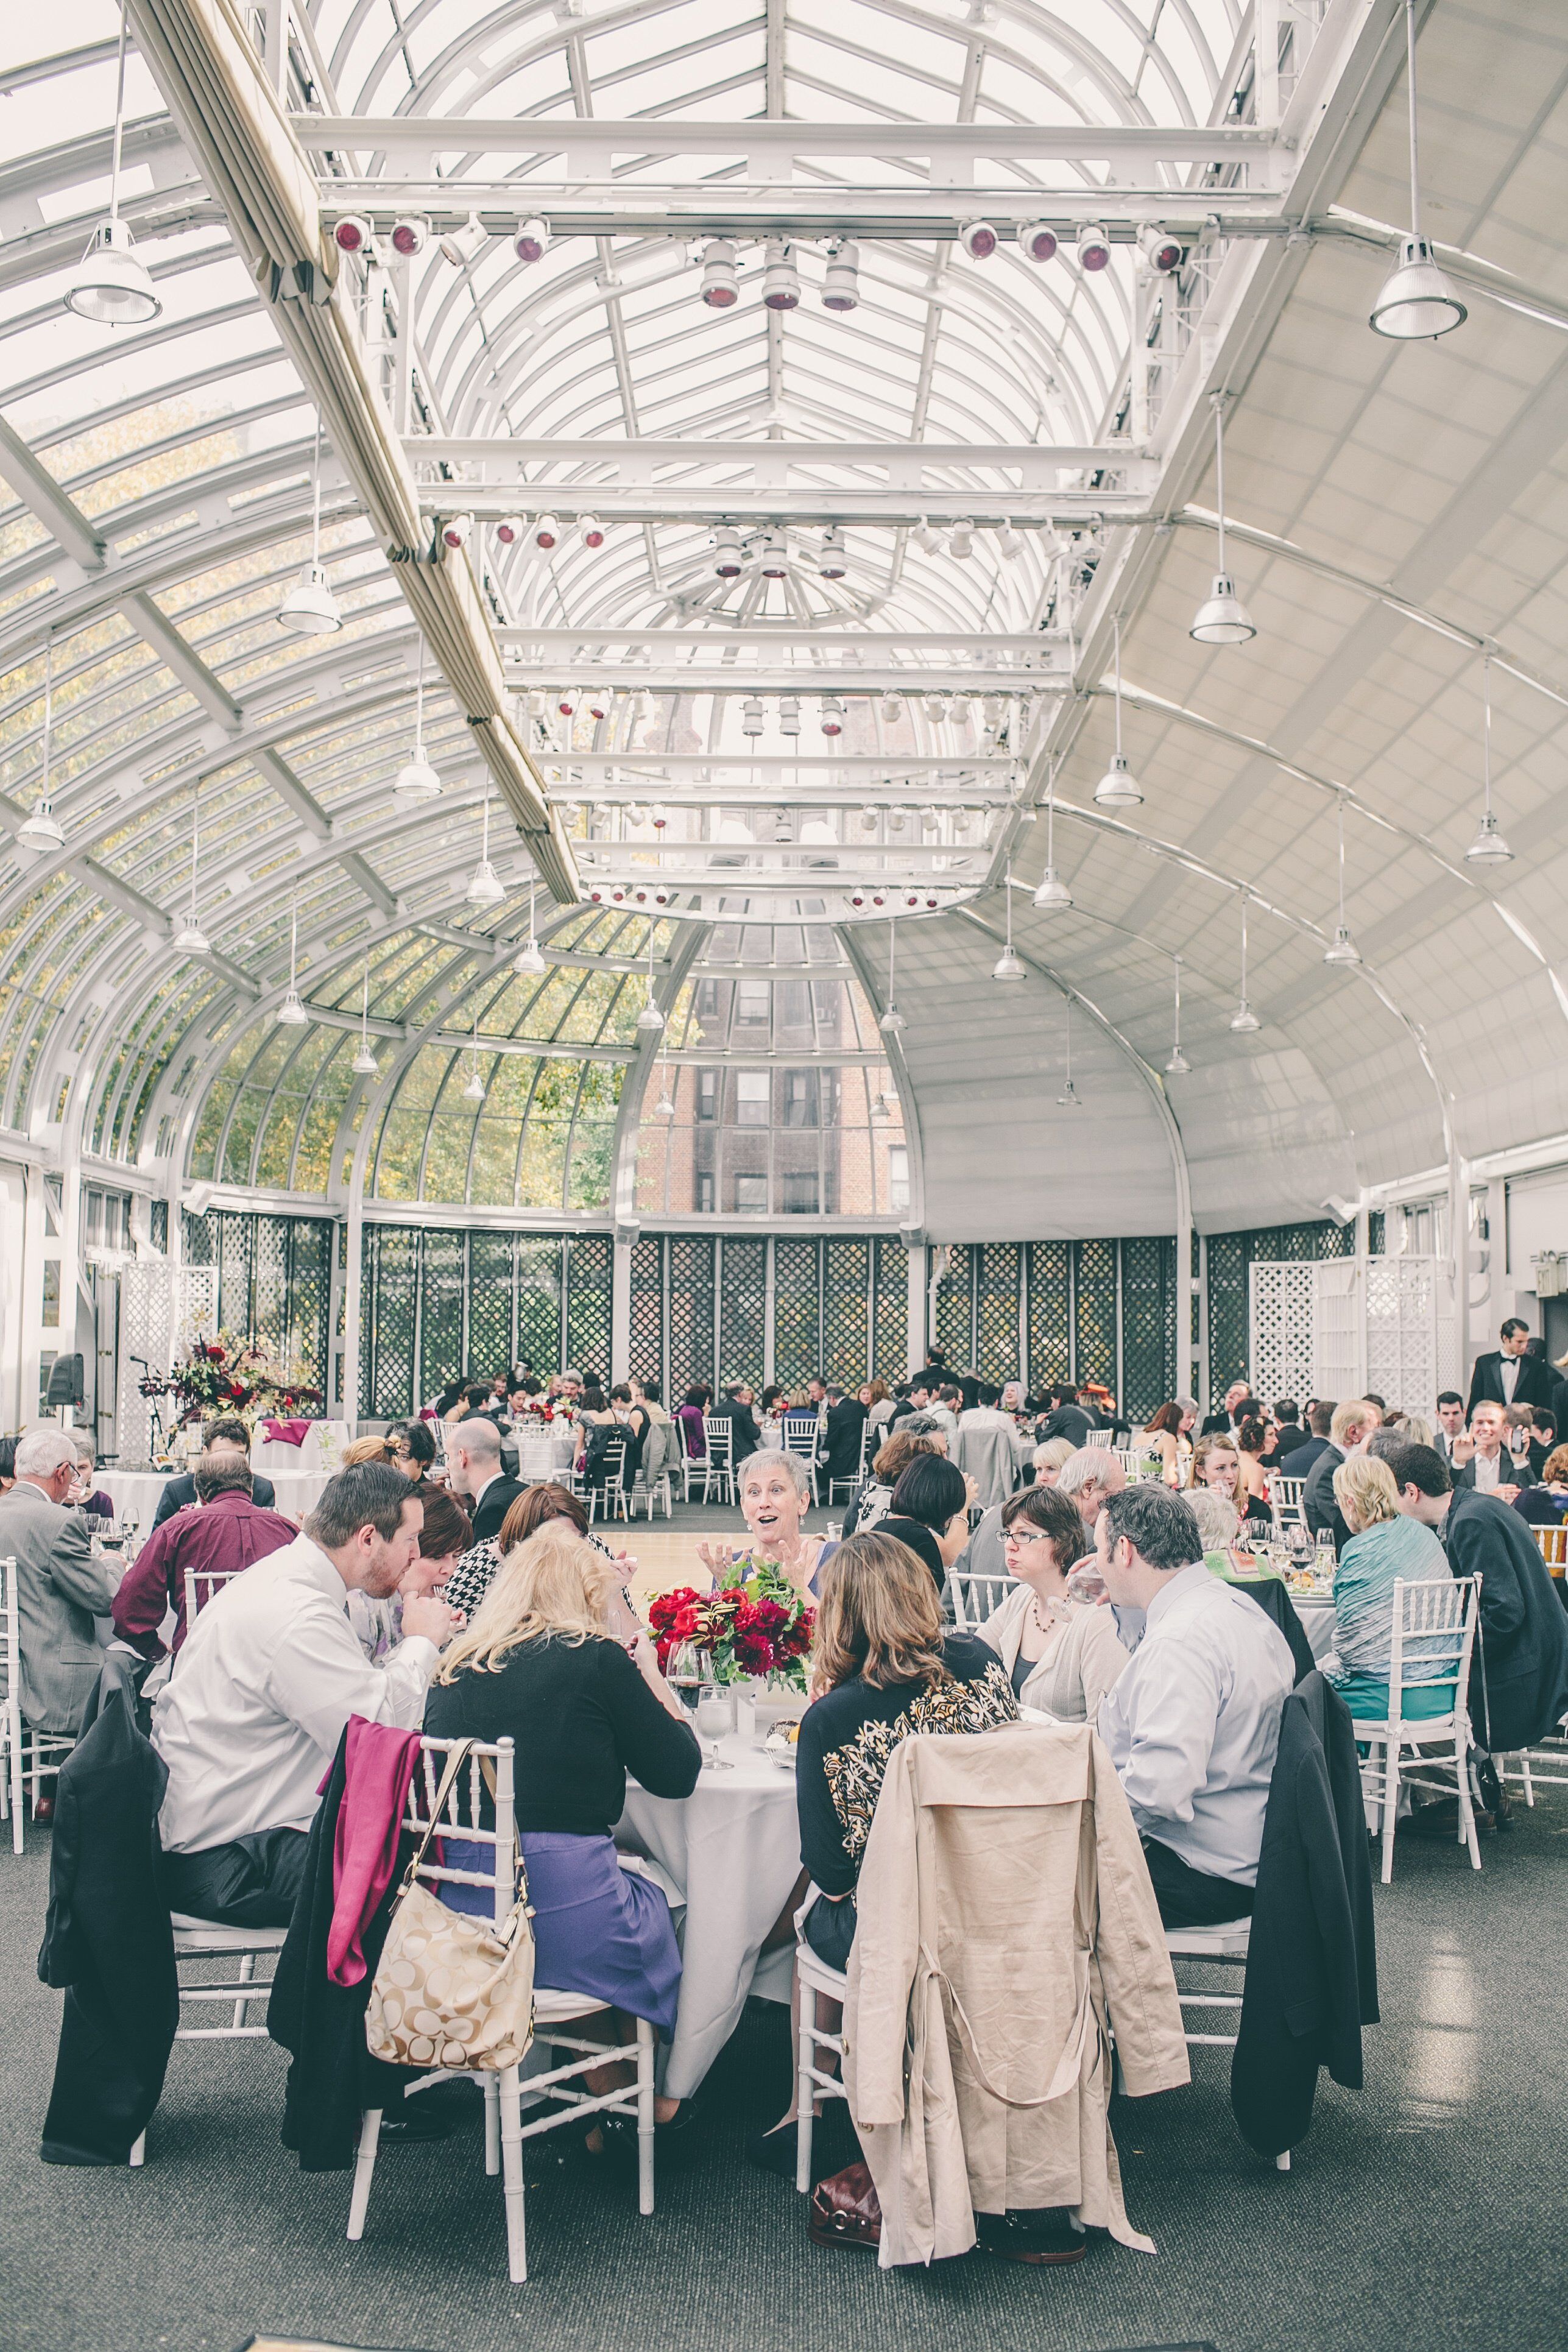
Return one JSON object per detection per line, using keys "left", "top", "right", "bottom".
{"left": 697, "top": 1447, "right": 824, "bottom": 1600}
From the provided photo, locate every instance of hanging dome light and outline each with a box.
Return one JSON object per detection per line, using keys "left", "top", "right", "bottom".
{"left": 515, "top": 877, "right": 548, "bottom": 973}
{"left": 654, "top": 1079, "right": 677, "bottom": 1117}
{"left": 1371, "top": 236, "right": 1466, "bottom": 339}
{"left": 1190, "top": 400, "right": 1256, "bottom": 645}
{"left": 637, "top": 997, "right": 666, "bottom": 1033}
{"left": 1164, "top": 954, "right": 1188, "bottom": 1072}
{"left": 351, "top": 1040, "right": 380, "bottom": 1076}
{"left": 172, "top": 915, "right": 211, "bottom": 955}
{"left": 741, "top": 695, "right": 766, "bottom": 738}
{"left": 66, "top": 216, "right": 161, "bottom": 326}
{"left": 1164, "top": 1044, "right": 1190, "bottom": 1074}
{"left": 462, "top": 1065, "right": 487, "bottom": 1104}
{"left": 395, "top": 755, "right": 442, "bottom": 802}
{"left": 21, "top": 640, "right": 65, "bottom": 851}
{"left": 18, "top": 799, "right": 64, "bottom": 852}
{"left": 466, "top": 860, "right": 506, "bottom": 906}
{"left": 1323, "top": 924, "right": 1361, "bottom": 966}
{"left": 277, "top": 988, "right": 309, "bottom": 1027}
{"left": 880, "top": 1002, "right": 906, "bottom": 1031}
{"left": 351, "top": 957, "right": 380, "bottom": 1074}
{"left": 992, "top": 944, "right": 1026, "bottom": 981}
{"left": 278, "top": 560, "right": 341, "bottom": 637}
{"left": 1094, "top": 755, "right": 1142, "bottom": 808}
{"left": 1056, "top": 1078, "right": 1082, "bottom": 1108}
{"left": 1466, "top": 809, "right": 1513, "bottom": 864}
{"left": 1033, "top": 868, "right": 1072, "bottom": 911}
{"left": 1229, "top": 1000, "right": 1260, "bottom": 1033}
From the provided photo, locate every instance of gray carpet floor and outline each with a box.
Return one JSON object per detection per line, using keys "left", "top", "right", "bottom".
{"left": 5, "top": 1764, "right": 1567, "bottom": 2352}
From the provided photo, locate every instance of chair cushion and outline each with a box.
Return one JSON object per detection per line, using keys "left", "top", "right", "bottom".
{"left": 169, "top": 1912, "right": 289, "bottom": 1951}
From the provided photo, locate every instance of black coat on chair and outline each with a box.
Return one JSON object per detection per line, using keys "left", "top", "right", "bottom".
{"left": 1231, "top": 1673, "right": 1378, "bottom": 2161}
{"left": 1446, "top": 1486, "right": 1568, "bottom": 1753}
{"left": 824, "top": 1398, "right": 869, "bottom": 1488}
{"left": 37, "top": 1650, "right": 178, "bottom": 2165}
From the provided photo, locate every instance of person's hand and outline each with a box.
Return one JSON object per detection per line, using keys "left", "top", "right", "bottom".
{"left": 1497, "top": 1483, "right": 1521, "bottom": 1505}
{"left": 611, "top": 1547, "right": 638, "bottom": 1572}
{"left": 1452, "top": 1433, "right": 1475, "bottom": 1466}
{"left": 402, "top": 1592, "right": 462, "bottom": 1648}
{"left": 963, "top": 1472, "right": 979, "bottom": 1507}
{"left": 632, "top": 1631, "right": 688, "bottom": 1718}
{"left": 696, "top": 1541, "right": 740, "bottom": 1583}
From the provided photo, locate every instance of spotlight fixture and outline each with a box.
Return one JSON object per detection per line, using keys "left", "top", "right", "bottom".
{"left": 992, "top": 863, "right": 1026, "bottom": 981}
{"left": 741, "top": 696, "right": 765, "bottom": 738}
{"left": 700, "top": 237, "right": 740, "bottom": 307}
{"left": 465, "top": 785, "right": 507, "bottom": 905}
{"left": 1189, "top": 397, "right": 1257, "bottom": 645}
{"left": 653, "top": 1069, "right": 677, "bottom": 1117}
{"left": 1164, "top": 956, "right": 1189, "bottom": 1074}
{"left": 760, "top": 528, "right": 789, "bottom": 579}
{"left": 922, "top": 692, "right": 947, "bottom": 723}
{"left": 818, "top": 526, "right": 847, "bottom": 579}
{"left": 959, "top": 221, "right": 999, "bottom": 261}
{"left": 1033, "top": 763, "right": 1072, "bottom": 909}
{"left": 587, "top": 692, "right": 608, "bottom": 721}
{"left": 276, "top": 902, "right": 309, "bottom": 1026}
{"left": 18, "top": 640, "right": 65, "bottom": 851}
{"left": 634, "top": 688, "right": 655, "bottom": 721}
{"left": 390, "top": 215, "right": 429, "bottom": 258}
{"left": 333, "top": 214, "right": 373, "bottom": 255}
{"left": 439, "top": 212, "right": 487, "bottom": 269}
{"left": 64, "top": 15, "right": 161, "bottom": 325}
{"left": 880, "top": 920, "right": 906, "bottom": 1032}
{"left": 1139, "top": 224, "right": 1184, "bottom": 274}
{"left": 1019, "top": 221, "right": 1059, "bottom": 264}
{"left": 395, "top": 640, "right": 442, "bottom": 802}
{"left": 1230, "top": 894, "right": 1260, "bottom": 1031}
{"left": 761, "top": 241, "right": 800, "bottom": 309}
{"left": 513, "top": 217, "right": 549, "bottom": 265}
{"left": 578, "top": 514, "right": 605, "bottom": 549}
{"left": 524, "top": 688, "right": 548, "bottom": 718}
{"left": 820, "top": 695, "right": 846, "bottom": 738}
{"left": 822, "top": 239, "right": 860, "bottom": 311}
{"left": 712, "top": 523, "right": 744, "bottom": 578}
{"left": 496, "top": 514, "right": 526, "bottom": 545}
{"left": 880, "top": 693, "right": 905, "bottom": 725}
{"left": 351, "top": 955, "right": 380, "bottom": 1074}
{"left": 440, "top": 512, "right": 473, "bottom": 550}
{"left": 1078, "top": 223, "right": 1112, "bottom": 272}
{"left": 1322, "top": 799, "right": 1361, "bottom": 965}
{"left": 860, "top": 806, "right": 879, "bottom": 831}
{"left": 948, "top": 520, "right": 975, "bottom": 560}
{"left": 557, "top": 689, "right": 577, "bottom": 716}
{"left": 534, "top": 514, "right": 561, "bottom": 549}
{"left": 278, "top": 418, "right": 341, "bottom": 635}
{"left": 1093, "top": 616, "right": 1143, "bottom": 807}
{"left": 949, "top": 694, "right": 972, "bottom": 725}
{"left": 913, "top": 518, "right": 944, "bottom": 556}
{"left": 1370, "top": 1, "right": 1465, "bottom": 339}
{"left": 995, "top": 523, "right": 1022, "bottom": 560}
{"left": 778, "top": 694, "right": 802, "bottom": 738}
{"left": 1465, "top": 654, "right": 1514, "bottom": 864}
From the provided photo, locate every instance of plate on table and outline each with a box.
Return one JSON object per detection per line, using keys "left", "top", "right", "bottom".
{"left": 765, "top": 1723, "right": 800, "bottom": 1771}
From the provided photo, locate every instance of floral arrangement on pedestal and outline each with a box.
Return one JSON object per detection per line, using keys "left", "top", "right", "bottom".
{"left": 171, "top": 1332, "right": 322, "bottom": 1429}
{"left": 648, "top": 1557, "right": 814, "bottom": 1690}
{"left": 513, "top": 1395, "right": 576, "bottom": 1425}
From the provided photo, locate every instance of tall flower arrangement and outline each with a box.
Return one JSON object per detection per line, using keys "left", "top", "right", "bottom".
{"left": 648, "top": 1556, "right": 814, "bottom": 1690}
{"left": 171, "top": 1332, "right": 322, "bottom": 1427}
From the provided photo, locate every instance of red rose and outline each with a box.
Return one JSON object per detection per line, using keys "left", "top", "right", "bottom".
{"left": 671, "top": 1605, "right": 704, "bottom": 1642}
{"left": 732, "top": 1630, "right": 776, "bottom": 1676}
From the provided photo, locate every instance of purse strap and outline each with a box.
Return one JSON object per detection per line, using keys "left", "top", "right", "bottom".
{"left": 398, "top": 1739, "right": 476, "bottom": 1895}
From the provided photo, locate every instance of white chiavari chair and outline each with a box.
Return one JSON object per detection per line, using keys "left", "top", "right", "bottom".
{"left": 1353, "top": 1576, "right": 1481, "bottom": 1885}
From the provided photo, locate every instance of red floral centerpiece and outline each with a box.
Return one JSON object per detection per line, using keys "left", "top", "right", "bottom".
{"left": 648, "top": 1558, "right": 814, "bottom": 1691}
{"left": 171, "top": 1331, "right": 322, "bottom": 1428}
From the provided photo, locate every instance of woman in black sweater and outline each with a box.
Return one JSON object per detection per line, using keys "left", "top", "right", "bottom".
{"left": 424, "top": 1522, "right": 699, "bottom": 2123}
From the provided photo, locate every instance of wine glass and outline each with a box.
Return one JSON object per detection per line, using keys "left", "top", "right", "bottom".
{"left": 666, "top": 1640, "right": 704, "bottom": 1711}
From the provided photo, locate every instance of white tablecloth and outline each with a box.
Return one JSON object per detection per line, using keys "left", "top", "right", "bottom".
{"left": 617, "top": 1728, "right": 802, "bottom": 2099}
{"left": 99, "top": 1466, "right": 332, "bottom": 1527}
{"left": 1294, "top": 1594, "right": 1337, "bottom": 1664}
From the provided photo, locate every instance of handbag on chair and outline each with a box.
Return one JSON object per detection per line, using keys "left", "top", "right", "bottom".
{"left": 364, "top": 1742, "right": 535, "bottom": 2072}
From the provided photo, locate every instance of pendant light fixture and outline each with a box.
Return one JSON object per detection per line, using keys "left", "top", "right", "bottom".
{"left": 1465, "top": 655, "right": 1514, "bottom": 865}
{"left": 18, "top": 640, "right": 65, "bottom": 852}
{"left": 277, "top": 900, "right": 309, "bottom": 1025}
{"left": 465, "top": 783, "right": 507, "bottom": 905}
{"left": 1033, "top": 761, "right": 1073, "bottom": 909}
{"left": 65, "top": 7, "right": 161, "bottom": 326}
{"left": 653, "top": 1067, "right": 677, "bottom": 1117}
{"left": 992, "top": 863, "right": 1026, "bottom": 981}
{"left": 1165, "top": 955, "right": 1190, "bottom": 1074}
{"left": 395, "top": 640, "right": 442, "bottom": 802}
{"left": 1056, "top": 997, "right": 1082, "bottom": 1107}
{"left": 351, "top": 956, "right": 379, "bottom": 1075}
{"left": 514, "top": 877, "right": 548, "bottom": 973}
{"left": 462, "top": 1020, "right": 487, "bottom": 1104}
{"left": 1094, "top": 618, "right": 1143, "bottom": 807}
{"left": 1323, "top": 799, "right": 1362, "bottom": 964}
{"left": 636, "top": 922, "right": 665, "bottom": 1031}
{"left": 879, "top": 919, "right": 906, "bottom": 1032}
{"left": 1369, "top": 0, "right": 1467, "bottom": 341}
{"left": 1189, "top": 397, "right": 1257, "bottom": 646}
{"left": 172, "top": 785, "right": 211, "bottom": 954}
{"left": 1229, "top": 895, "right": 1260, "bottom": 1031}
{"left": 278, "top": 417, "right": 342, "bottom": 636}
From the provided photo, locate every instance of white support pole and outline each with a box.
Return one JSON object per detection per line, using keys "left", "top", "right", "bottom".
{"left": 341, "top": 1181, "right": 364, "bottom": 1430}
{"left": 907, "top": 1242, "right": 927, "bottom": 1374}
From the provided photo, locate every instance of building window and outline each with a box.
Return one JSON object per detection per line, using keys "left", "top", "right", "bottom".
{"left": 734, "top": 1173, "right": 768, "bottom": 1212}
{"left": 695, "top": 1070, "right": 718, "bottom": 1122}
{"left": 696, "top": 979, "right": 721, "bottom": 1020}
{"left": 736, "top": 981, "right": 769, "bottom": 1025}
{"left": 735, "top": 1072, "right": 770, "bottom": 1127}
{"left": 782, "top": 1071, "right": 818, "bottom": 1129}
{"left": 696, "top": 1171, "right": 715, "bottom": 1212}
{"left": 41, "top": 1259, "right": 61, "bottom": 1327}
{"left": 781, "top": 1171, "right": 820, "bottom": 1214}
{"left": 888, "top": 1146, "right": 911, "bottom": 1214}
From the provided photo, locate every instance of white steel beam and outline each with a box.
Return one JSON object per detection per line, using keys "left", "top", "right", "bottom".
{"left": 537, "top": 755, "right": 1019, "bottom": 781}
{"left": 514, "top": 665, "right": 1056, "bottom": 693}
{"left": 300, "top": 118, "right": 1277, "bottom": 169}
{"left": 412, "top": 437, "right": 1144, "bottom": 476}
{"left": 317, "top": 192, "right": 1285, "bottom": 236}
{"left": 421, "top": 486, "right": 1153, "bottom": 526}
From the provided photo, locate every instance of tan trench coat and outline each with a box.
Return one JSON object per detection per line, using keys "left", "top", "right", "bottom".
{"left": 842, "top": 1722, "right": 1189, "bottom": 2267}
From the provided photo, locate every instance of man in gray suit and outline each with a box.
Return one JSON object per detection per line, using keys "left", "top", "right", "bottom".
{"left": 0, "top": 1429, "right": 116, "bottom": 1804}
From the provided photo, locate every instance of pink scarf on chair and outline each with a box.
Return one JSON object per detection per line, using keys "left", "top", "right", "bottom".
{"left": 326, "top": 1716, "right": 424, "bottom": 1987}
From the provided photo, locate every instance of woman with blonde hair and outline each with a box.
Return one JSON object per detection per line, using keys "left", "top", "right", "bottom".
{"left": 1324, "top": 1454, "right": 1452, "bottom": 1722}
{"left": 339, "top": 1430, "right": 400, "bottom": 1468}
{"left": 749, "top": 1526, "right": 1018, "bottom": 2176}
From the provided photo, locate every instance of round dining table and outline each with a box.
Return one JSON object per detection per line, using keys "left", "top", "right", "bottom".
{"left": 98, "top": 1466, "right": 333, "bottom": 1528}
{"left": 617, "top": 1727, "right": 802, "bottom": 2099}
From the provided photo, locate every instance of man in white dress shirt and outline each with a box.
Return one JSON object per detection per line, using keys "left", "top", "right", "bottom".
{"left": 153, "top": 1463, "right": 458, "bottom": 1926}
{"left": 1095, "top": 1484, "right": 1294, "bottom": 1929}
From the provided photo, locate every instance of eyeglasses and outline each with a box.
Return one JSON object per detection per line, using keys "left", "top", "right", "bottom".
{"left": 1003, "top": 1525, "right": 1053, "bottom": 1545}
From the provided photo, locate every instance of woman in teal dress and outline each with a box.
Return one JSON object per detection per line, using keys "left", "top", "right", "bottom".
{"left": 1327, "top": 1455, "right": 1453, "bottom": 1721}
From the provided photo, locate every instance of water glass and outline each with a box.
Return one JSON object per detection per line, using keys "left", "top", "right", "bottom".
{"left": 696, "top": 1684, "right": 733, "bottom": 1739}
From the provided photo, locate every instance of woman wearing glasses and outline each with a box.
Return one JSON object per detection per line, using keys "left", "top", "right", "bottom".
{"left": 975, "top": 1483, "right": 1129, "bottom": 1720}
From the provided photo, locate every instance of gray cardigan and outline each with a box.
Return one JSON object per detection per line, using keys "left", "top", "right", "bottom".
{"left": 0, "top": 1482, "right": 115, "bottom": 1735}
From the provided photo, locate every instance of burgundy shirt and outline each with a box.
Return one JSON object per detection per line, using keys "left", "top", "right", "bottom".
{"left": 111, "top": 1489, "right": 298, "bottom": 1661}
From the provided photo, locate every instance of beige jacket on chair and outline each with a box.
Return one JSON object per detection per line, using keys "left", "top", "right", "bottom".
{"left": 842, "top": 1722, "right": 1188, "bottom": 2267}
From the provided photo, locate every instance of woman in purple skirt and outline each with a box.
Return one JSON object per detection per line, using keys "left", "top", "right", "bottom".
{"left": 423, "top": 1522, "right": 700, "bottom": 2129}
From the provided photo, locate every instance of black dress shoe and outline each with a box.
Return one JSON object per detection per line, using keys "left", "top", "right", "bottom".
{"left": 377, "top": 2105, "right": 464, "bottom": 2144}
{"left": 976, "top": 2209, "right": 1087, "bottom": 2265}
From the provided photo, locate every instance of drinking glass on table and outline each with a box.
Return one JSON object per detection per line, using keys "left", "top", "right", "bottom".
{"left": 666, "top": 1640, "right": 705, "bottom": 1712}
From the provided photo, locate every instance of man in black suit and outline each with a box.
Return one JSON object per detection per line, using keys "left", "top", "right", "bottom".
{"left": 721, "top": 1383, "right": 762, "bottom": 1464}
{"left": 1036, "top": 1385, "right": 1093, "bottom": 1448}
{"left": 446, "top": 1418, "right": 523, "bottom": 1543}
{"left": 1270, "top": 1402, "right": 1309, "bottom": 1463}
{"left": 1467, "top": 1319, "right": 1555, "bottom": 1415}
{"left": 1433, "top": 1391, "right": 1466, "bottom": 1467}
{"left": 1278, "top": 1399, "right": 1334, "bottom": 1489}
{"left": 1304, "top": 1399, "right": 1380, "bottom": 1552}
{"left": 1199, "top": 1380, "right": 1252, "bottom": 1438}
{"left": 152, "top": 1417, "right": 275, "bottom": 1530}
{"left": 822, "top": 1385, "right": 869, "bottom": 1495}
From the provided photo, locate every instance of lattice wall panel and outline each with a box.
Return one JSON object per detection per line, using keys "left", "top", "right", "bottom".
{"left": 872, "top": 1238, "right": 909, "bottom": 1380}
{"left": 1074, "top": 1240, "right": 1118, "bottom": 1394}
{"left": 468, "top": 1234, "right": 515, "bottom": 1376}
{"left": 934, "top": 1245, "right": 974, "bottom": 1366}
{"left": 629, "top": 1235, "right": 665, "bottom": 1391}
{"left": 1122, "top": 1235, "right": 1176, "bottom": 1421}
{"left": 1026, "top": 1243, "right": 1070, "bottom": 1393}
{"left": 1206, "top": 1232, "right": 1248, "bottom": 1400}
{"left": 667, "top": 1236, "right": 716, "bottom": 1402}
{"left": 1366, "top": 1257, "right": 1436, "bottom": 1411}
{"left": 773, "top": 1239, "right": 821, "bottom": 1391}
{"left": 515, "top": 1238, "right": 563, "bottom": 1373}
{"left": 363, "top": 1227, "right": 417, "bottom": 1419}
{"left": 824, "top": 1239, "right": 872, "bottom": 1385}
{"left": 719, "top": 1238, "right": 767, "bottom": 1385}
{"left": 975, "top": 1245, "right": 1022, "bottom": 1386}
{"left": 420, "top": 1231, "right": 465, "bottom": 1404}
{"left": 1249, "top": 1262, "right": 1315, "bottom": 1408}
{"left": 566, "top": 1234, "right": 613, "bottom": 1377}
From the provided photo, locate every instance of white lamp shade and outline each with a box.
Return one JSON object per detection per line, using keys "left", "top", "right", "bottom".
{"left": 394, "top": 758, "right": 442, "bottom": 802}
{"left": 278, "top": 562, "right": 341, "bottom": 637}
{"left": 172, "top": 918, "right": 211, "bottom": 955}
{"left": 465, "top": 859, "right": 507, "bottom": 906}
{"left": 1056, "top": 1080, "right": 1082, "bottom": 1107}
{"left": 879, "top": 1003, "right": 906, "bottom": 1033}
{"left": 514, "top": 939, "right": 548, "bottom": 975}
{"left": 65, "top": 217, "right": 161, "bottom": 326}
{"left": 1465, "top": 811, "right": 1514, "bottom": 864}
{"left": 1323, "top": 925, "right": 1361, "bottom": 966}
{"left": 1165, "top": 1047, "right": 1191, "bottom": 1075}
{"left": 277, "top": 989, "right": 309, "bottom": 1026}
{"left": 1033, "top": 869, "right": 1073, "bottom": 911}
{"left": 1093, "top": 756, "right": 1143, "bottom": 808}
{"left": 654, "top": 1090, "right": 677, "bottom": 1117}
{"left": 1189, "top": 573, "right": 1257, "bottom": 646}
{"left": 17, "top": 800, "right": 65, "bottom": 851}
{"left": 636, "top": 998, "right": 666, "bottom": 1032}
{"left": 351, "top": 1045, "right": 380, "bottom": 1075}
{"left": 1369, "top": 237, "right": 1467, "bottom": 341}
{"left": 992, "top": 946, "right": 1027, "bottom": 981}
{"left": 1229, "top": 1001, "right": 1261, "bottom": 1033}
{"left": 462, "top": 1070, "right": 487, "bottom": 1103}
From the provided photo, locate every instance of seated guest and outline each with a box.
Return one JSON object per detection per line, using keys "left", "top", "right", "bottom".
{"left": 697, "top": 1448, "right": 823, "bottom": 1600}
{"left": 926, "top": 1386, "right": 962, "bottom": 1439}
{"left": 1323, "top": 1456, "right": 1451, "bottom": 1722}
{"left": 150, "top": 1464, "right": 459, "bottom": 1926}
{"left": 0, "top": 1435, "right": 15, "bottom": 1495}
{"left": 424, "top": 1523, "right": 698, "bottom": 2131}
{"left": 1142, "top": 1400, "right": 1195, "bottom": 1487}
{"left": 112, "top": 1450, "right": 295, "bottom": 1661}
{"left": 1188, "top": 1485, "right": 1248, "bottom": 1569}
{"left": 861, "top": 1379, "right": 895, "bottom": 1433}
{"left": 67, "top": 1434, "right": 115, "bottom": 1521}
{"left": 1056, "top": 1444, "right": 1126, "bottom": 1541}
{"left": 1234, "top": 1418, "right": 1275, "bottom": 1520}
{"left": 1036, "top": 1384, "right": 1093, "bottom": 1448}
{"left": 822, "top": 1383, "right": 869, "bottom": 1497}
{"left": 950, "top": 1441, "right": 1076, "bottom": 1588}
{"left": 1454, "top": 1400, "right": 1522, "bottom": 1503}
{"left": 842, "top": 1428, "right": 939, "bottom": 1537}
{"left": 1511, "top": 1442, "right": 1568, "bottom": 1529}
{"left": 1096, "top": 1485, "right": 1294, "bottom": 1927}
{"left": 443, "top": 1480, "right": 624, "bottom": 1621}
{"left": 151, "top": 1416, "right": 275, "bottom": 1529}
{"left": 674, "top": 1385, "right": 714, "bottom": 1472}
{"left": 880, "top": 1452, "right": 972, "bottom": 1592}
{"left": 1271, "top": 1400, "right": 1308, "bottom": 1462}
{"left": 720, "top": 1382, "right": 762, "bottom": 1464}
{"left": 751, "top": 1527, "right": 1019, "bottom": 2172}
{"left": 0, "top": 1430, "right": 116, "bottom": 1792}
{"left": 1193, "top": 1433, "right": 1271, "bottom": 1530}
{"left": 1505, "top": 1404, "right": 1553, "bottom": 1484}
{"left": 445, "top": 1414, "right": 523, "bottom": 1542}
{"left": 976, "top": 1485, "right": 1129, "bottom": 1720}
{"left": 391, "top": 1421, "right": 439, "bottom": 1487}
{"left": 340, "top": 1432, "right": 400, "bottom": 1467}
{"left": 1304, "top": 1399, "right": 1382, "bottom": 1552}
{"left": 955, "top": 1382, "right": 1024, "bottom": 1510}
{"left": 347, "top": 1485, "right": 473, "bottom": 1664}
